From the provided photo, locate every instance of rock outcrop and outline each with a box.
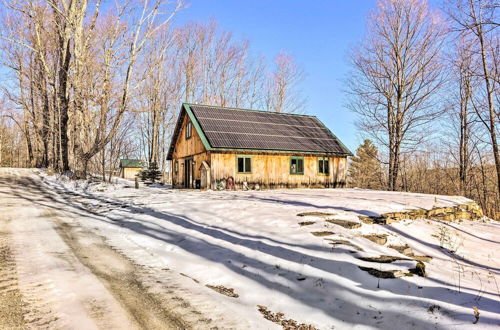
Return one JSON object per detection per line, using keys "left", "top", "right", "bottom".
{"left": 359, "top": 202, "right": 483, "bottom": 224}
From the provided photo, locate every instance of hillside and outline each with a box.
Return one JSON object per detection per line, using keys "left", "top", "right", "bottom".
{"left": 42, "top": 171, "right": 500, "bottom": 329}
{"left": 1, "top": 168, "right": 499, "bottom": 329}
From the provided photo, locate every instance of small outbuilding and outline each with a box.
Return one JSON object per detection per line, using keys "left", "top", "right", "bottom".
{"left": 166, "top": 103, "right": 352, "bottom": 189}
{"left": 119, "top": 159, "right": 144, "bottom": 180}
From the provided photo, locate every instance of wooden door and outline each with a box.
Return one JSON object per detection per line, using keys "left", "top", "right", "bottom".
{"left": 184, "top": 158, "right": 193, "bottom": 188}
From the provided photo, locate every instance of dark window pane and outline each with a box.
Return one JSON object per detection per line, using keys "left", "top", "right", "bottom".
{"left": 319, "top": 160, "right": 324, "bottom": 173}
{"left": 238, "top": 158, "right": 244, "bottom": 172}
{"left": 324, "top": 160, "right": 329, "bottom": 174}
{"left": 245, "top": 157, "right": 251, "bottom": 172}
{"left": 298, "top": 159, "right": 304, "bottom": 173}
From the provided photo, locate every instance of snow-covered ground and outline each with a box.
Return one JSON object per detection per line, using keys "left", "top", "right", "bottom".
{"left": 2, "top": 168, "right": 499, "bottom": 329}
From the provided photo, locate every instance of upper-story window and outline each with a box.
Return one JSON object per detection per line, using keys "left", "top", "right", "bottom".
{"left": 186, "top": 120, "right": 192, "bottom": 139}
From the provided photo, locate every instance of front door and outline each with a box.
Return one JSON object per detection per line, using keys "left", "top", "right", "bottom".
{"left": 184, "top": 158, "right": 193, "bottom": 188}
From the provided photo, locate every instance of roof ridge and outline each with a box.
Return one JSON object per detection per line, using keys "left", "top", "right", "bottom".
{"left": 184, "top": 103, "right": 317, "bottom": 118}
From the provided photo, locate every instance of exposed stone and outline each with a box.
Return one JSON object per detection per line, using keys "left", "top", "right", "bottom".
{"left": 297, "top": 212, "right": 336, "bottom": 217}
{"left": 325, "top": 238, "right": 364, "bottom": 251}
{"left": 358, "top": 255, "right": 411, "bottom": 263}
{"left": 325, "top": 219, "right": 362, "bottom": 229}
{"left": 311, "top": 231, "right": 335, "bottom": 237}
{"left": 428, "top": 207, "right": 455, "bottom": 217}
{"left": 358, "top": 202, "right": 484, "bottom": 224}
{"left": 410, "top": 255, "right": 433, "bottom": 263}
{"left": 388, "top": 244, "right": 413, "bottom": 256}
{"left": 358, "top": 266, "right": 405, "bottom": 278}
{"left": 362, "top": 234, "right": 388, "bottom": 245}
{"left": 359, "top": 216, "right": 385, "bottom": 225}
{"left": 409, "top": 261, "right": 426, "bottom": 277}
{"left": 298, "top": 221, "right": 316, "bottom": 227}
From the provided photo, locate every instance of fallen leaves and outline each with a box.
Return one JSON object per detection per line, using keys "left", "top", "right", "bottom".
{"left": 257, "top": 305, "right": 318, "bottom": 330}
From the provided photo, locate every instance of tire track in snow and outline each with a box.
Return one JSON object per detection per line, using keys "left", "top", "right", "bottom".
{"left": 54, "top": 221, "right": 190, "bottom": 330}
{"left": 22, "top": 168, "right": 239, "bottom": 329}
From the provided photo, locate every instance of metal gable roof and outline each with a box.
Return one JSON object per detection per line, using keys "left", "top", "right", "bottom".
{"left": 166, "top": 103, "right": 352, "bottom": 160}
{"left": 120, "top": 159, "right": 144, "bottom": 168}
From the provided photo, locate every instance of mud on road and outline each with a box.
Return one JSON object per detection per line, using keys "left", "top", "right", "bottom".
{"left": 54, "top": 221, "right": 189, "bottom": 329}
{"left": 0, "top": 224, "right": 27, "bottom": 330}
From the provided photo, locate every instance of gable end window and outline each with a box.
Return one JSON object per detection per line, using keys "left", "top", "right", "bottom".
{"left": 318, "top": 158, "right": 329, "bottom": 175}
{"left": 290, "top": 156, "right": 304, "bottom": 175}
{"left": 186, "top": 121, "right": 192, "bottom": 139}
{"left": 237, "top": 156, "right": 252, "bottom": 173}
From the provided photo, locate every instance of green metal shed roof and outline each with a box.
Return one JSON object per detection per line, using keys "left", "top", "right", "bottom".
{"left": 120, "top": 159, "right": 144, "bottom": 168}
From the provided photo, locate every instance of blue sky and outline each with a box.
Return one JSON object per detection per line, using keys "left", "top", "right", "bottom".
{"left": 174, "top": 0, "right": 378, "bottom": 152}
{"left": 0, "top": 0, "right": 445, "bottom": 153}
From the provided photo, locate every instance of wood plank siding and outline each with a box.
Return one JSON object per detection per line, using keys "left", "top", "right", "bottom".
{"left": 121, "top": 168, "right": 141, "bottom": 180}
{"left": 171, "top": 113, "right": 210, "bottom": 188}
{"left": 168, "top": 103, "right": 351, "bottom": 189}
{"left": 210, "top": 153, "right": 347, "bottom": 189}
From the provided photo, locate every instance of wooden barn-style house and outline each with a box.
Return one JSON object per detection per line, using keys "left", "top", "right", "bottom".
{"left": 166, "top": 103, "right": 352, "bottom": 189}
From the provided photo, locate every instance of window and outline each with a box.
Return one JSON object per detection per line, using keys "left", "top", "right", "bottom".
{"left": 186, "top": 121, "right": 192, "bottom": 139}
{"left": 237, "top": 156, "right": 252, "bottom": 173}
{"left": 290, "top": 156, "right": 304, "bottom": 175}
{"left": 318, "top": 158, "right": 329, "bottom": 175}
{"left": 174, "top": 161, "right": 178, "bottom": 174}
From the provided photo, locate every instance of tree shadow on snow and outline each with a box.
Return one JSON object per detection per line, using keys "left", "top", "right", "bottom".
{"left": 3, "top": 176, "right": 500, "bottom": 328}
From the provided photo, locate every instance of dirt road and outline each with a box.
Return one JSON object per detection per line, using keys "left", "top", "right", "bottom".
{"left": 0, "top": 169, "right": 222, "bottom": 330}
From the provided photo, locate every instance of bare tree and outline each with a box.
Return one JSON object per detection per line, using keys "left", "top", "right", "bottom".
{"left": 346, "top": 0, "right": 447, "bottom": 191}
{"left": 1, "top": 0, "right": 183, "bottom": 176}
{"left": 439, "top": 36, "right": 479, "bottom": 197}
{"left": 1, "top": 3, "right": 307, "bottom": 180}
{"left": 447, "top": 0, "right": 500, "bottom": 196}
{"left": 74, "top": 0, "right": 182, "bottom": 176}
{"left": 266, "top": 52, "right": 306, "bottom": 113}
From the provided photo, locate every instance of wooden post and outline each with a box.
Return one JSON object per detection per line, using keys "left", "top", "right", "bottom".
{"left": 135, "top": 177, "right": 139, "bottom": 189}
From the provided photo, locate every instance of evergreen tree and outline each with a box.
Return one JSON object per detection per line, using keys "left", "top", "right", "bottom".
{"left": 348, "top": 139, "right": 384, "bottom": 189}
{"left": 138, "top": 162, "right": 162, "bottom": 184}
{"left": 148, "top": 162, "right": 162, "bottom": 183}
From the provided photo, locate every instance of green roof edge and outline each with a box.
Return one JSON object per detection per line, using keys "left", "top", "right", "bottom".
{"left": 183, "top": 103, "right": 213, "bottom": 151}
{"left": 205, "top": 147, "right": 350, "bottom": 156}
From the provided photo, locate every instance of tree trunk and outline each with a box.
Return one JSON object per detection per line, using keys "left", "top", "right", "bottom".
{"left": 24, "top": 120, "right": 34, "bottom": 167}
{"left": 102, "top": 149, "right": 106, "bottom": 181}
{"left": 477, "top": 22, "right": 500, "bottom": 197}
{"left": 56, "top": 20, "right": 72, "bottom": 173}
{"left": 459, "top": 78, "right": 470, "bottom": 197}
